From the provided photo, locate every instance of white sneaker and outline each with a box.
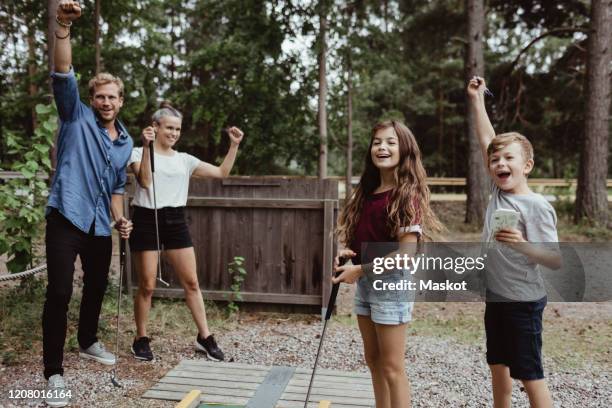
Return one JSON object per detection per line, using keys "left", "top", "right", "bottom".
{"left": 79, "top": 341, "right": 116, "bottom": 365}
{"left": 45, "top": 374, "right": 69, "bottom": 407}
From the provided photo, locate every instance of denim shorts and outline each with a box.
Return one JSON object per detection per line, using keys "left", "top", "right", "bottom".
{"left": 354, "top": 272, "right": 414, "bottom": 325}
{"left": 129, "top": 206, "right": 193, "bottom": 251}
{"left": 485, "top": 291, "right": 547, "bottom": 380}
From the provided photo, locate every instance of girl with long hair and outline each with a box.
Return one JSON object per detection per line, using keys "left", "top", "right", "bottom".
{"left": 334, "top": 120, "right": 442, "bottom": 407}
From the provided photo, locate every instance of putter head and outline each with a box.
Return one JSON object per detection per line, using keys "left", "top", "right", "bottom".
{"left": 110, "top": 374, "right": 122, "bottom": 388}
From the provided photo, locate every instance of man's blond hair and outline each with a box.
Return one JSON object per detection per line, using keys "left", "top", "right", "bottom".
{"left": 88, "top": 73, "right": 124, "bottom": 97}
{"left": 487, "top": 132, "right": 534, "bottom": 163}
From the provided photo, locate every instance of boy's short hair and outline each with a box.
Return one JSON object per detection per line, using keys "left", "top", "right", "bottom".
{"left": 487, "top": 132, "right": 534, "bottom": 163}
{"left": 88, "top": 73, "right": 124, "bottom": 98}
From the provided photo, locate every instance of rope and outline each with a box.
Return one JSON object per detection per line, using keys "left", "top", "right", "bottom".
{"left": 0, "top": 264, "right": 47, "bottom": 282}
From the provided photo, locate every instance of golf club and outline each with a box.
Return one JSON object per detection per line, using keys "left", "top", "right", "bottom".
{"left": 110, "top": 238, "right": 126, "bottom": 388}
{"left": 303, "top": 256, "right": 347, "bottom": 407}
{"left": 149, "top": 141, "right": 170, "bottom": 287}
{"left": 474, "top": 76, "right": 494, "bottom": 97}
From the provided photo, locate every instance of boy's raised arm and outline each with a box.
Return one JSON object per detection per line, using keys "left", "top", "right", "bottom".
{"left": 467, "top": 77, "right": 496, "bottom": 168}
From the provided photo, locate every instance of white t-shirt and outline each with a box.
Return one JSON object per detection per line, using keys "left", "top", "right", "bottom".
{"left": 128, "top": 147, "right": 201, "bottom": 208}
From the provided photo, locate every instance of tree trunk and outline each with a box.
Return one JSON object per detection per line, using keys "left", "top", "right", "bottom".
{"left": 317, "top": 1, "right": 328, "bottom": 179}
{"left": 94, "top": 0, "right": 101, "bottom": 74}
{"left": 27, "top": 25, "right": 38, "bottom": 133}
{"left": 346, "top": 52, "right": 353, "bottom": 199}
{"left": 48, "top": 0, "right": 59, "bottom": 171}
{"left": 464, "top": 0, "right": 488, "bottom": 225}
{"left": 575, "top": 0, "right": 612, "bottom": 225}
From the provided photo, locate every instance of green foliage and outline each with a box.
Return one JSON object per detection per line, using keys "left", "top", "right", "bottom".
{"left": 0, "top": 103, "right": 56, "bottom": 273}
{"left": 226, "top": 256, "right": 246, "bottom": 315}
{"left": 0, "top": 277, "right": 47, "bottom": 365}
{"left": 1, "top": 0, "right": 610, "bottom": 182}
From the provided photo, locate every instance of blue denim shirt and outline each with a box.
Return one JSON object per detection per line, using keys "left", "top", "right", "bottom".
{"left": 46, "top": 68, "right": 133, "bottom": 236}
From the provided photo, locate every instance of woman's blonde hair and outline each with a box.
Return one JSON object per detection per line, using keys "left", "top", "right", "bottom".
{"left": 337, "top": 120, "right": 443, "bottom": 246}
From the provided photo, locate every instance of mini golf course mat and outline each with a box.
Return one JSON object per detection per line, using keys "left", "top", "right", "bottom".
{"left": 142, "top": 360, "right": 375, "bottom": 407}
{"left": 198, "top": 405, "right": 244, "bottom": 408}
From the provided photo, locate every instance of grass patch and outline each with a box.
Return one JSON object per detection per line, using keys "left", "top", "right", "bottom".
{"left": 542, "top": 317, "right": 612, "bottom": 369}
{"left": 332, "top": 303, "right": 611, "bottom": 371}
{"left": 0, "top": 277, "right": 53, "bottom": 365}
{"left": 0, "top": 276, "right": 230, "bottom": 366}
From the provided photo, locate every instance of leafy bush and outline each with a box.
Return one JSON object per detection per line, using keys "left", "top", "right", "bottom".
{"left": 0, "top": 103, "right": 56, "bottom": 273}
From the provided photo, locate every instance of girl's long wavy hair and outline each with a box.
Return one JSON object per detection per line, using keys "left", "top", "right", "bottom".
{"left": 337, "top": 120, "right": 444, "bottom": 246}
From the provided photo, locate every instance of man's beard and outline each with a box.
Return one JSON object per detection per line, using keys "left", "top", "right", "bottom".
{"left": 94, "top": 108, "right": 118, "bottom": 124}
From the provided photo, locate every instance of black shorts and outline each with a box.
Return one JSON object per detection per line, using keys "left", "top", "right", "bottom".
{"left": 129, "top": 206, "right": 193, "bottom": 251}
{"left": 484, "top": 291, "right": 547, "bottom": 380}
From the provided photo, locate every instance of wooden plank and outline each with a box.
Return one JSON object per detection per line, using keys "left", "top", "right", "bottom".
{"left": 283, "top": 384, "right": 373, "bottom": 397}
{"left": 150, "top": 383, "right": 254, "bottom": 398}
{"left": 280, "top": 392, "right": 373, "bottom": 406}
{"left": 143, "top": 389, "right": 249, "bottom": 405}
{"left": 292, "top": 367, "right": 370, "bottom": 378}
{"left": 176, "top": 360, "right": 271, "bottom": 371}
{"left": 245, "top": 366, "right": 295, "bottom": 408}
{"left": 187, "top": 197, "right": 338, "bottom": 210}
{"left": 162, "top": 371, "right": 265, "bottom": 383}
{"left": 285, "top": 380, "right": 372, "bottom": 391}
{"left": 174, "top": 360, "right": 370, "bottom": 379}
{"left": 160, "top": 377, "right": 259, "bottom": 391}
{"left": 148, "top": 288, "right": 321, "bottom": 305}
{"left": 172, "top": 363, "right": 269, "bottom": 375}
{"left": 288, "top": 375, "right": 372, "bottom": 386}
{"left": 163, "top": 371, "right": 370, "bottom": 388}
{"left": 277, "top": 400, "right": 366, "bottom": 408}
{"left": 222, "top": 179, "right": 282, "bottom": 187}
{"left": 175, "top": 389, "right": 201, "bottom": 408}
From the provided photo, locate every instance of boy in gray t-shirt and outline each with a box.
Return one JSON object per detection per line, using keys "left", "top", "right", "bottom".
{"left": 468, "top": 76, "right": 562, "bottom": 408}
{"left": 483, "top": 183, "right": 559, "bottom": 301}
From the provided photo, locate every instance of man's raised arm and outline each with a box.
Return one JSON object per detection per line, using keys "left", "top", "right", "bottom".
{"left": 54, "top": 1, "right": 82, "bottom": 73}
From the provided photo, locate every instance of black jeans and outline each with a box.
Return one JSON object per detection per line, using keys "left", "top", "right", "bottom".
{"left": 42, "top": 209, "right": 112, "bottom": 379}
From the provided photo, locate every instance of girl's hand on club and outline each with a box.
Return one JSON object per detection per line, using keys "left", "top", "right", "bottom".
{"left": 334, "top": 248, "right": 356, "bottom": 268}
{"left": 332, "top": 264, "right": 363, "bottom": 285}
{"left": 141, "top": 126, "right": 155, "bottom": 147}
{"left": 494, "top": 228, "right": 526, "bottom": 243}
{"left": 227, "top": 127, "right": 244, "bottom": 145}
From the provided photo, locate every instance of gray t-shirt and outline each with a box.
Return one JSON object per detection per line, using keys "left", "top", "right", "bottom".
{"left": 482, "top": 184, "right": 559, "bottom": 301}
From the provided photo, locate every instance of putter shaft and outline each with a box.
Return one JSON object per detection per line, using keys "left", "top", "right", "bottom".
{"left": 149, "top": 142, "right": 169, "bottom": 287}
{"left": 304, "top": 257, "right": 346, "bottom": 407}
{"left": 111, "top": 238, "right": 126, "bottom": 387}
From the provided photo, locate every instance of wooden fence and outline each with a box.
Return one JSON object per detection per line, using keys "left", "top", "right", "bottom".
{"left": 124, "top": 176, "right": 339, "bottom": 314}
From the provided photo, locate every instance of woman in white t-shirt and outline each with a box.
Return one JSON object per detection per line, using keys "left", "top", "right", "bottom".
{"left": 128, "top": 102, "right": 243, "bottom": 362}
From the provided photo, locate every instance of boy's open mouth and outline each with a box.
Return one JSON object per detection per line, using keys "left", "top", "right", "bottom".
{"left": 496, "top": 171, "right": 511, "bottom": 180}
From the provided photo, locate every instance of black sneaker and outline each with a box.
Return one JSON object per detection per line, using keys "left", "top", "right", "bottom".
{"left": 131, "top": 337, "right": 154, "bottom": 361}
{"left": 195, "top": 334, "right": 225, "bottom": 361}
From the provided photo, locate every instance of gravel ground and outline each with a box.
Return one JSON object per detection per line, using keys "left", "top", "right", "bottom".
{"left": 1, "top": 308, "right": 610, "bottom": 408}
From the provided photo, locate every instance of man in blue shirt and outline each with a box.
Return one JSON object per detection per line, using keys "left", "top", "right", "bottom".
{"left": 44, "top": 2, "right": 133, "bottom": 405}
